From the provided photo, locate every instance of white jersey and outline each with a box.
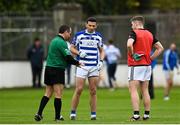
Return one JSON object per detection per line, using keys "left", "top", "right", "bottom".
{"left": 71, "top": 29, "right": 103, "bottom": 66}
{"left": 105, "top": 45, "right": 121, "bottom": 64}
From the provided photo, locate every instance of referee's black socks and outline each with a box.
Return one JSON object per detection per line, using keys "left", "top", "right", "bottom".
{"left": 37, "top": 96, "right": 49, "bottom": 116}
{"left": 54, "top": 98, "right": 62, "bottom": 119}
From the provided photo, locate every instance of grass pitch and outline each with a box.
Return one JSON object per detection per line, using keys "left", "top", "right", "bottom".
{"left": 0, "top": 87, "right": 180, "bottom": 124}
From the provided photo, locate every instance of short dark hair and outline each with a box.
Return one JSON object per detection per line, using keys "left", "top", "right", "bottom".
{"left": 86, "top": 17, "right": 97, "bottom": 23}
{"left": 108, "top": 39, "right": 114, "bottom": 44}
{"left": 59, "top": 25, "right": 71, "bottom": 34}
{"left": 130, "top": 15, "right": 145, "bottom": 24}
{"left": 34, "top": 37, "right": 40, "bottom": 42}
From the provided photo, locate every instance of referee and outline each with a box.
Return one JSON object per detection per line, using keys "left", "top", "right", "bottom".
{"left": 34, "top": 25, "right": 82, "bottom": 121}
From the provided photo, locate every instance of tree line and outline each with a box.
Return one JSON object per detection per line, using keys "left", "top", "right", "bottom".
{"left": 0, "top": 0, "right": 180, "bottom": 16}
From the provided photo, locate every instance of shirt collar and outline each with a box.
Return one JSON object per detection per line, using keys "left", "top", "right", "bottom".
{"left": 57, "top": 34, "right": 65, "bottom": 40}
{"left": 85, "top": 29, "right": 96, "bottom": 34}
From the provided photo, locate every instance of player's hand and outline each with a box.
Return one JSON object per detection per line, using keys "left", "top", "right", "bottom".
{"left": 98, "top": 60, "right": 103, "bottom": 71}
{"left": 79, "top": 51, "right": 87, "bottom": 58}
{"left": 132, "top": 53, "right": 144, "bottom": 61}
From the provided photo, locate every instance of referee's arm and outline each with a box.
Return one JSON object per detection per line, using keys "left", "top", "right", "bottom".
{"left": 65, "top": 55, "right": 80, "bottom": 66}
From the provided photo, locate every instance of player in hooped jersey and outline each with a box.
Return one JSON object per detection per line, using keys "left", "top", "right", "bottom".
{"left": 70, "top": 17, "right": 105, "bottom": 120}
{"left": 127, "top": 16, "right": 164, "bottom": 121}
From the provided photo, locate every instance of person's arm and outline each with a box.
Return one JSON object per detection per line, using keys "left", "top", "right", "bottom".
{"left": 175, "top": 52, "right": 180, "bottom": 74}
{"left": 164, "top": 50, "right": 171, "bottom": 70}
{"left": 70, "top": 33, "right": 88, "bottom": 58}
{"left": 26, "top": 46, "right": 32, "bottom": 60}
{"left": 70, "top": 44, "right": 87, "bottom": 58}
{"left": 127, "top": 30, "right": 136, "bottom": 56}
{"left": 117, "top": 48, "right": 122, "bottom": 59}
{"left": 65, "top": 55, "right": 80, "bottom": 66}
{"left": 150, "top": 42, "right": 164, "bottom": 60}
{"left": 40, "top": 46, "right": 44, "bottom": 61}
{"left": 70, "top": 44, "right": 80, "bottom": 56}
{"left": 151, "top": 59, "right": 157, "bottom": 69}
{"left": 97, "top": 36, "right": 105, "bottom": 70}
{"left": 70, "top": 33, "right": 81, "bottom": 56}
{"left": 127, "top": 37, "right": 145, "bottom": 61}
{"left": 58, "top": 41, "right": 81, "bottom": 66}
{"left": 99, "top": 47, "right": 105, "bottom": 61}
{"left": 127, "top": 38, "right": 135, "bottom": 56}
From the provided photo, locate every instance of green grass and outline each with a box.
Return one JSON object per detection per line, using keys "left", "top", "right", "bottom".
{"left": 0, "top": 87, "right": 180, "bottom": 124}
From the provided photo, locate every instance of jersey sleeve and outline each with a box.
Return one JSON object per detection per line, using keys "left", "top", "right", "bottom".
{"left": 175, "top": 52, "right": 179, "bottom": 68}
{"left": 128, "top": 30, "right": 136, "bottom": 41}
{"left": 152, "top": 35, "right": 159, "bottom": 45}
{"left": 57, "top": 41, "right": 71, "bottom": 57}
{"left": 116, "top": 48, "right": 121, "bottom": 58}
{"left": 164, "top": 50, "right": 171, "bottom": 70}
{"left": 71, "top": 33, "right": 78, "bottom": 46}
{"left": 97, "top": 35, "right": 104, "bottom": 48}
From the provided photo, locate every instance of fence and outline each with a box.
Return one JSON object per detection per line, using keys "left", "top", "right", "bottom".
{"left": 0, "top": 13, "right": 180, "bottom": 62}
{"left": 0, "top": 14, "right": 54, "bottom": 60}
{"left": 72, "top": 14, "right": 180, "bottom": 63}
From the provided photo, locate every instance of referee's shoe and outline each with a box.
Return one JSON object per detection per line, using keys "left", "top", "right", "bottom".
{"left": 34, "top": 114, "right": 43, "bottom": 121}
{"left": 55, "top": 115, "right": 64, "bottom": 121}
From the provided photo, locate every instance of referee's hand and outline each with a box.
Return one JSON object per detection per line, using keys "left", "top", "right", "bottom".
{"left": 78, "top": 62, "right": 84, "bottom": 67}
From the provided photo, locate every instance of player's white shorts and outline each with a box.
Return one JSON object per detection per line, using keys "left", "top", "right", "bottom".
{"left": 76, "top": 66, "right": 99, "bottom": 79}
{"left": 164, "top": 70, "right": 174, "bottom": 80}
{"left": 128, "top": 66, "right": 152, "bottom": 81}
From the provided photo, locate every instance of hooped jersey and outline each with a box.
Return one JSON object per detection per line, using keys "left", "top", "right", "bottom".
{"left": 71, "top": 29, "right": 103, "bottom": 66}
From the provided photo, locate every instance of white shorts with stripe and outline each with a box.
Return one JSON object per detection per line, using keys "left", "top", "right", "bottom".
{"left": 76, "top": 66, "right": 99, "bottom": 79}
{"left": 128, "top": 66, "right": 152, "bottom": 81}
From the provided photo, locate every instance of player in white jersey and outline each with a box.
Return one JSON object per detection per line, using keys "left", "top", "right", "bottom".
{"left": 70, "top": 17, "right": 105, "bottom": 120}
{"left": 105, "top": 39, "right": 121, "bottom": 90}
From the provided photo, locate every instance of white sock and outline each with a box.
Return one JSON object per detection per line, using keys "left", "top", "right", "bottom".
{"left": 144, "top": 114, "right": 149, "bottom": 118}
{"left": 133, "top": 114, "right": 140, "bottom": 118}
{"left": 91, "top": 114, "right": 96, "bottom": 118}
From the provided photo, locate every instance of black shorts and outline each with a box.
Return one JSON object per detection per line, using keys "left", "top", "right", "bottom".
{"left": 44, "top": 66, "right": 65, "bottom": 85}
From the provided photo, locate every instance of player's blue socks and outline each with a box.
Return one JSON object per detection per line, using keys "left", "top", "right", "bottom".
{"left": 70, "top": 110, "right": 76, "bottom": 120}
{"left": 91, "top": 112, "right": 96, "bottom": 120}
{"left": 71, "top": 110, "right": 76, "bottom": 114}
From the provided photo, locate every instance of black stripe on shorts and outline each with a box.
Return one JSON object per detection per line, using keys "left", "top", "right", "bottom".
{"left": 130, "top": 67, "right": 134, "bottom": 80}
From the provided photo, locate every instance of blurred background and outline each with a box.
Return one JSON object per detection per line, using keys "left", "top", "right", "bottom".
{"left": 1, "top": 1, "right": 180, "bottom": 123}
{"left": 0, "top": 0, "right": 180, "bottom": 88}
{"left": 1, "top": 0, "right": 180, "bottom": 61}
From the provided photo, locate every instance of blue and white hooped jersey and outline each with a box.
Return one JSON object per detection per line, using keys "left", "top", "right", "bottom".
{"left": 71, "top": 29, "right": 103, "bottom": 66}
